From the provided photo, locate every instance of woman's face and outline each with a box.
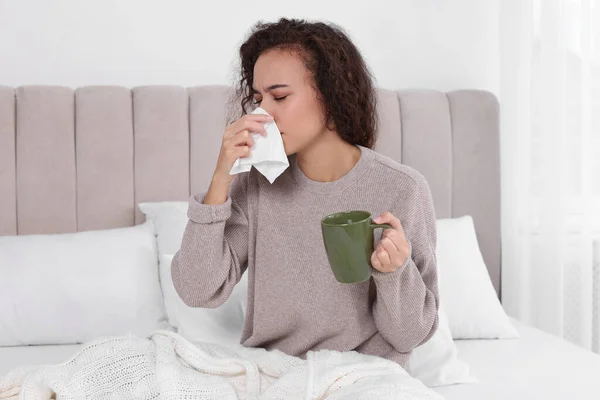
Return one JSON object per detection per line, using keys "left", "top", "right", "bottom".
{"left": 252, "top": 49, "right": 329, "bottom": 156}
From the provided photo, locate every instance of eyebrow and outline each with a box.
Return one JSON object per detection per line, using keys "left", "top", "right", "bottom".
{"left": 252, "top": 84, "right": 290, "bottom": 94}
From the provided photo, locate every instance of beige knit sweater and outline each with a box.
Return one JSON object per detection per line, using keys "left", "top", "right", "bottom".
{"left": 171, "top": 145, "right": 439, "bottom": 368}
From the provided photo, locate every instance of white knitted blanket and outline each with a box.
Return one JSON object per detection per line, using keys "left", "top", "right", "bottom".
{"left": 0, "top": 330, "right": 443, "bottom": 400}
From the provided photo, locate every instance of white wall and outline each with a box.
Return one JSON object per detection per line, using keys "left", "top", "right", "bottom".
{"left": 0, "top": 0, "right": 499, "bottom": 94}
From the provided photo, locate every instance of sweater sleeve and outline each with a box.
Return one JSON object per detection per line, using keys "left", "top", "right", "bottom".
{"left": 370, "top": 177, "right": 439, "bottom": 353}
{"left": 171, "top": 173, "right": 250, "bottom": 308}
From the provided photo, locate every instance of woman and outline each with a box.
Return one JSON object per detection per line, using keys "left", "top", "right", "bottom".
{"left": 172, "top": 18, "right": 438, "bottom": 369}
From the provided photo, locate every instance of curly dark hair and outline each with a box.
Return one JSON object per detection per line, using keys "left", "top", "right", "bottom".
{"left": 232, "top": 18, "right": 378, "bottom": 149}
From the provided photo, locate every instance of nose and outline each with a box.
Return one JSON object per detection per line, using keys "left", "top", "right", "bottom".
{"left": 261, "top": 106, "right": 276, "bottom": 122}
{"left": 260, "top": 104, "right": 273, "bottom": 116}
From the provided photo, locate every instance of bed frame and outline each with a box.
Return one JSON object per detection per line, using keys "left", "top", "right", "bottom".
{"left": 0, "top": 85, "right": 501, "bottom": 297}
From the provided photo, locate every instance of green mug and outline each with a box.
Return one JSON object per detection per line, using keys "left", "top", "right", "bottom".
{"left": 321, "top": 210, "right": 393, "bottom": 284}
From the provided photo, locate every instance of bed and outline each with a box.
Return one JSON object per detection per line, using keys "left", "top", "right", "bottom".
{"left": 1, "top": 85, "right": 599, "bottom": 398}
{"left": 438, "top": 319, "right": 600, "bottom": 399}
{"left": 1, "top": 319, "right": 599, "bottom": 398}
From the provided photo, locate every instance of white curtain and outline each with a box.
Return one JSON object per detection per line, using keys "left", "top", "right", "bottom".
{"left": 500, "top": 0, "right": 600, "bottom": 352}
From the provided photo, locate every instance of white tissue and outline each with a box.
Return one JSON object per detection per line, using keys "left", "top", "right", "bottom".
{"left": 229, "top": 107, "right": 289, "bottom": 184}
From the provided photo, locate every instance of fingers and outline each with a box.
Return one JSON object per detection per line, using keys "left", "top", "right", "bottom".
{"left": 380, "top": 237, "right": 404, "bottom": 266}
{"left": 374, "top": 212, "right": 405, "bottom": 234}
{"left": 371, "top": 250, "right": 383, "bottom": 270}
{"left": 213, "top": 114, "right": 273, "bottom": 181}
{"left": 226, "top": 115, "right": 272, "bottom": 138}
{"left": 375, "top": 246, "right": 392, "bottom": 269}
{"left": 229, "top": 130, "right": 255, "bottom": 148}
{"left": 372, "top": 233, "right": 409, "bottom": 272}
{"left": 245, "top": 113, "right": 274, "bottom": 122}
{"left": 224, "top": 142, "right": 251, "bottom": 160}
{"left": 382, "top": 228, "right": 403, "bottom": 243}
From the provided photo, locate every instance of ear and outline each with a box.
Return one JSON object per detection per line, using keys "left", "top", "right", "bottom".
{"left": 326, "top": 117, "right": 336, "bottom": 131}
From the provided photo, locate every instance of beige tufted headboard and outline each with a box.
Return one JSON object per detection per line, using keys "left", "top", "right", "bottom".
{"left": 0, "top": 85, "right": 501, "bottom": 297}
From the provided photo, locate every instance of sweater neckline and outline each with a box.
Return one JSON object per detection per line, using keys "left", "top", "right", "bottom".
{"left": 289, "top": 145, "right": 374, "bottom": 194}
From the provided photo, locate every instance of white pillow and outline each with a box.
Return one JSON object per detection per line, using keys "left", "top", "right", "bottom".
{"left": 139, "top": 202, "right": 248, "bottom": 346}
{"left": 0, "top": 221, "right": 167, "bottom": 346}
{"left": 162, "top": 254, "right": 247, "bottom": 346}
{"left": 436, "top": 215, "right": 519, "bottom": 339}
{"left": 408, "top": 304, "right": 477, "bottom": 387}
{"left": 139, "top": 201, "right": 475, "bottom": 387}
{"left": 138, "top": 201, "right": 188, "bottom": 327}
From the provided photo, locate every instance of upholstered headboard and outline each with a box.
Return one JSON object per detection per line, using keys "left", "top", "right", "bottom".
{"left": 0, "top": 85, "right": 501, "bottom": 297}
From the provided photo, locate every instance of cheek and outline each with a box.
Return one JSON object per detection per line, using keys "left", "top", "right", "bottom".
{"left": 275, "top": 93, "right": 326, "bottom": 146}
{"left": 283, "top": 98, "right": 325, "bottom": 133}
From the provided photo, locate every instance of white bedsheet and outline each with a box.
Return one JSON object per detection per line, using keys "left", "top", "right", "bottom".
{"left": 435, "top": 318, "right": 600, "bottom": 399}
{"left": 0, "top": 343, "right": 81, "bottom": 376}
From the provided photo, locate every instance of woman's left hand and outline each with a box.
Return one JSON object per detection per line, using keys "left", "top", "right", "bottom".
{"left": 371, "top": 212, "right": 410, "bottom": 273}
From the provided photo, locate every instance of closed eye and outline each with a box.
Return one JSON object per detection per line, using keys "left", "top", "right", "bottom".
{"left": 253, "top": 95, "right": 288, "bottom": 105}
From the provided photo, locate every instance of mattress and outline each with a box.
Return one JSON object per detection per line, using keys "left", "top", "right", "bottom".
{"left": 2, "top": 319, "right": 600, "bottom": 399}
{"left": 435, "top": 318, "right": 600, "bottom": 399}
{"left": 0, "top": 343, "right": 81, "bottom": 376}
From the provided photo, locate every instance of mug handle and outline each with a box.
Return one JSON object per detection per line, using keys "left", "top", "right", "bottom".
{"left": 369, "top": 222, "right": 393, "bottom": 231}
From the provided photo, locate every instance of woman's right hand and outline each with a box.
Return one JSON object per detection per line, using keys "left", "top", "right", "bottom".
{"left": 204, "top": 114, "right": 273, "bottom": 205}
{"left": 212, "top": 113, "right": 273, "bottom": 183}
